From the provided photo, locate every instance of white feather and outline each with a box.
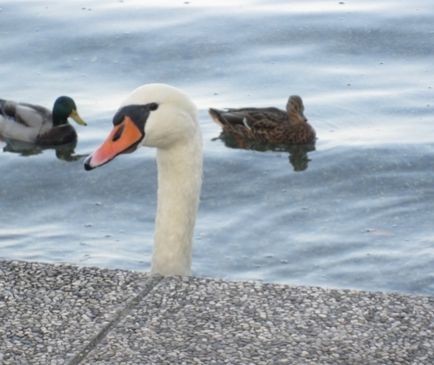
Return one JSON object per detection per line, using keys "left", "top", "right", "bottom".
{"left": 0, "top": 115, "right": 41, "bottom": 143}
{"left": 242, "top": 117, "right": 251, "bottom": 130}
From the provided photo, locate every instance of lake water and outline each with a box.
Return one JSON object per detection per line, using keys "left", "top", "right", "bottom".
{"left": 1, "top": 0, "right": 433, "bottom": 295}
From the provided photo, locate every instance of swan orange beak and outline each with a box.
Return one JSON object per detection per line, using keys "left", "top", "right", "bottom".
{"left": 84, "top": 116, "right": 143, "bottom": 170}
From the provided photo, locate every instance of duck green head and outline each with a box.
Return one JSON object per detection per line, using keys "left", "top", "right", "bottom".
{"left": 52, "top": 96, "right": 87, "bottom": 127}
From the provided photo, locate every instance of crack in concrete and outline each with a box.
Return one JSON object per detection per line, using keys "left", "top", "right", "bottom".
{"left": 66, "top": 275, "right": 164, "bottom": 365}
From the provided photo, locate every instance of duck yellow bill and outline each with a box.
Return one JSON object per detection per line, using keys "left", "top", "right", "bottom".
{"left": 84, "top": 116, "right": 143, "bottom": 170}
{"left": 70, "top": 110, "right": 87, "bottom": 126}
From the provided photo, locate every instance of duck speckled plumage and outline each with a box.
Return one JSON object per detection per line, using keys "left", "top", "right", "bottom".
{"left": 0, "top": 96, "right": 86, "bottom": 146}
{"left": 209, "top": 95, "right": 316, "bottom": 146}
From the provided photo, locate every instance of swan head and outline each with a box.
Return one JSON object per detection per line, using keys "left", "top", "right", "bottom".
{"left": 84, "top": 84, "right": 198, "bottom": 170}
{"left": 286, "top": 95, "right": 307, "bottom": 124}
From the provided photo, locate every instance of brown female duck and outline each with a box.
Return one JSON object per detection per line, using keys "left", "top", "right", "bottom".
{"left": 209, "top": 95, "right": 316, "bottom": 146}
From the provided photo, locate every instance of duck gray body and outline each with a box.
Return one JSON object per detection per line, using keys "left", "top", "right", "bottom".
{"left": 209, "top": 95, "right": 316, "bottom": 146}
{"left": 0, "top": 96, "right": 86, "bottom": 146}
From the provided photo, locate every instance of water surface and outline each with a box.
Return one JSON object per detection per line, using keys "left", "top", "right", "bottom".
{"left": 1, "top": 0, "right": 433, "bottom": 295}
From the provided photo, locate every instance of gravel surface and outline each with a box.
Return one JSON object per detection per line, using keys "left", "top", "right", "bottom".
{"left": 0, "top": 261, "right": 152, "bottom": 365}
{"left": 1, "top": 261, "right": 433, "bottom": 364}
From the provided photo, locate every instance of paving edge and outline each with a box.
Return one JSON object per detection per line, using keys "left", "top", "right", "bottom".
{"left": 66, "top": 275, "right": 163, "bottom": 365}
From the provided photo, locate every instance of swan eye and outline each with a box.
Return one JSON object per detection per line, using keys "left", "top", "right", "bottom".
{"left": 149, "top": 103, "right": 159, "bottom": 111}
{"left": 112, "top": 124, "right": 125, "bottom": 142}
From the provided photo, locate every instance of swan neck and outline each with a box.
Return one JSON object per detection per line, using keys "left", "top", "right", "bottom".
{"left": 152, "top": 139, "right": 202, "bottom": 276}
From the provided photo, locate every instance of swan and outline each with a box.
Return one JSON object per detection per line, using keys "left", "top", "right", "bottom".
{"left": 0, "top": 96, "right": 87, "bottom": 145}
{"left": 209, "top": 95, "right": 316, "bottom": 146}
{"left": 84, "top": 84, "right": 202, "bottom": 276}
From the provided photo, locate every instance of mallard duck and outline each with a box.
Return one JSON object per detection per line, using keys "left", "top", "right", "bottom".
{"left": 0, "top": 96, "right": 86, "bottom": 146}
{"left": 209, "top": 95, "right": 316, "bottom": 146}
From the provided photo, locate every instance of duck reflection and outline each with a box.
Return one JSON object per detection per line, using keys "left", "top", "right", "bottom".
{"left": 1, "top": 138, "right": 86, "bottom": 161}
{"left": 213, "top": 133, "right": 315, "bottom": 171}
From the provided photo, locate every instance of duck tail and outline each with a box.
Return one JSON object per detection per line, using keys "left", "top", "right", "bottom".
{"left": 0, "top": 99, "right": 6, "bottom": 133}
{"left": 0, "top": 99, "right": 6, "bottom": 116}
{"left": 208, "top": 108, "right": 227, "bottom": 127}
{"left": 0, "top": 114, "right": 6, "bottom": 134}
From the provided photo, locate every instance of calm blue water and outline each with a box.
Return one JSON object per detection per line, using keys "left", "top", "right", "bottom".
{"left": 1, "top": 0, "right": 433, "bottom": 295}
